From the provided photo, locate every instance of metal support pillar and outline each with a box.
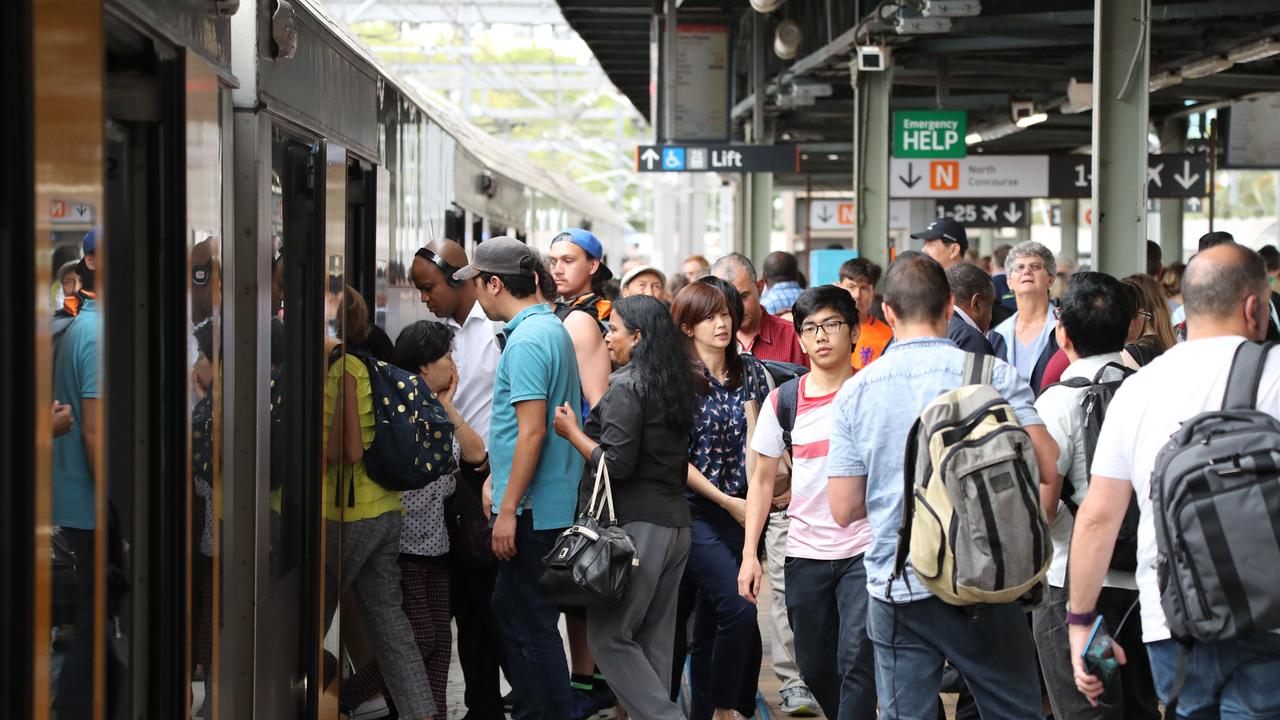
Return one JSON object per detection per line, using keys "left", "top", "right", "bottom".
{"left": 1060, "top": 199, "right": 1080, "bottom": 262}
{"left": 853, "top": 67, "right": 892, "bottom": 268}
{"left": 743, "top": 12, "right": 773, "bottom": 264}
{"left": 661, "top": 0, "right": 677, "bottom": 143}
{"left": 1090, "top": 0, "right": 1151, "bottom": 276}
{"left": 1160, "top": 117, "right": 1188, "bottom": 264}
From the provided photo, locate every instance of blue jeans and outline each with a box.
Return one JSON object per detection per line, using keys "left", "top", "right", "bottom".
{"left": 686, "top": 511, "right": 758, "bottom": 719}
{"left": 867, "top": 595, "right": 1042, "bottom": 720}
{"left": 1147, "top": 634, "right": 1280, "bottom": 719}
{"left": 490, "top": 511, "right": 570, "bottom": 720}
{"left": 784, "top": 555, "right": 877, "bottom": 720}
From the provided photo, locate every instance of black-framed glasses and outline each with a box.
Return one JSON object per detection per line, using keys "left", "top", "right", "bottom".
{"left": 799, "top": 319, "right": 847, "bottom": 338}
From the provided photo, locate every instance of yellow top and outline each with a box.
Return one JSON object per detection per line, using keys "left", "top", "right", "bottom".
{"left": 324, "top": 354, "right": 401, "bottom": 522}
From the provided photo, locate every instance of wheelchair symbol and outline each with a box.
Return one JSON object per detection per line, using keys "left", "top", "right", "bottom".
{"left": 662, "top": 148, "right": 686, "bottom": 171}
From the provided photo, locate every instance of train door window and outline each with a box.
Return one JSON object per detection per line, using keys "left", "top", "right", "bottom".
{"left": 345, "top": 158, "right": 377, "bottom": 324}
{"left": 259, "top": 126, "right": 328, "bottom": 719}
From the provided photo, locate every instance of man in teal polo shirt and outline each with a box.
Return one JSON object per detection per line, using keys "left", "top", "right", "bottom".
{"left": 454, "top": 236, "right": 583, "bottom": 720}
{"left": 52, "top": 228, "right": 103, "bottom": 719}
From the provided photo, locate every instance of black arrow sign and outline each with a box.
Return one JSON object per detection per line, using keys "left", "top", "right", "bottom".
{"left": 816, "top": 205, "right": 833, "bottom": 223}
{"left": 898, "top": 162, "right": 922, "bottom": 189}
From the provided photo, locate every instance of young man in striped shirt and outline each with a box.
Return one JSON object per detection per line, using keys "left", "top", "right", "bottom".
{"left": 738, "top": 286, "right": 877, "bottom": 719}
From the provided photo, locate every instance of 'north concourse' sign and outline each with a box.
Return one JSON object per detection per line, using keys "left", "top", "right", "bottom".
{"left": 893, "top": 111, "right": 967, "bottom": 159}
{"left": 635, "top": 144, "right": 799, "bottom": 173}
{"left": 892, "top": 154, "right": 1211, "bottom": 199}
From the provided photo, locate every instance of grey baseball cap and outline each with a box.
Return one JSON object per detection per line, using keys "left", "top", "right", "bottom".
{"left": 452, "top": 236, "right": 537, "bottom": 282}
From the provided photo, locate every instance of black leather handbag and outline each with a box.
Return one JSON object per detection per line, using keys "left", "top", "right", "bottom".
{"left": 539, "top": 456, "right": 637, "bottom": 607}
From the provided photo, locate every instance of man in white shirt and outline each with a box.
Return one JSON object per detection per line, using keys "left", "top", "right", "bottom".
{"left": 409, "top": 238, "right": 505, "bottom": 720}
{"left": 1032, "top": 272, "right": 1158, "bottom": 720}
{"left": 1068, "top": 243, "right": 1280, "bottom": 717}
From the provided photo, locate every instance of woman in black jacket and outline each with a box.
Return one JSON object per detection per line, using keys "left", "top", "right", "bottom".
{"left": 553, "top": 294, "right": 699, "bottom": 720}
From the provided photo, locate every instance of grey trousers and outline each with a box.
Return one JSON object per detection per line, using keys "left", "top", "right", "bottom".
{"left": 587, "top": 521, "right": 692, "bottom": 720}
{"left": 324, "top": 512, "right": 435, "bottom": 720}
{"left": 765, "top": 509, "right": 806, "bottom": 692}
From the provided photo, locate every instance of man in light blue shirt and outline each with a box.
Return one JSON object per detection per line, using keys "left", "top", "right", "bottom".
{"left": 454, "top": 236, "right": 583, "bottom": 720}
{"left": 826, "top": 252, "right": 1059, "bottom": 720}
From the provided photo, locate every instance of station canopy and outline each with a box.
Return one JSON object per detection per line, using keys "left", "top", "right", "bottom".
{"left": 556, "top": 0, "right": 1280, "bottom": 188}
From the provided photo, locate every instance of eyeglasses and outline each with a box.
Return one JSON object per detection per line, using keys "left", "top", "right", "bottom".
{"left": 1011, "top": 262, "right": 1046, "bottom": 275}
{"left": 799, "top": 319, "right": 847, "bottom": 338}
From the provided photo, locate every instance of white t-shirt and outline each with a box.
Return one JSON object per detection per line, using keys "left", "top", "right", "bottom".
{"left": 446, "top": 299, "right": 502, "bottom": 440}
{"left": 1091, "top": 336, "right": 1280, "bottom": 643}
{"left": 1034, "top": 352, "right": 1136, "bottom": 591}
{"left": 751, "top": 375, "right": 873, "bottom": 560}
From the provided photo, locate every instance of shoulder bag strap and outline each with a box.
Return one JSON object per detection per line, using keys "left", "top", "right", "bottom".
{"left": 594, "top": 455, "right": 618, "bottom": 525}
{"left": 965, "top": 351, "right": 994, "bottom": 385}
{"left": 1223, "top": 341, "right": 1273, "bottom": 411}
{"left": 585, "top": 454, "right": 607, "bottom": 520}
{"left": 776, "top": 378, "right": 801, "bottom": 453}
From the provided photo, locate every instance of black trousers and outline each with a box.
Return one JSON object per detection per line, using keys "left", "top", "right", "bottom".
{"left": 449, "top": 551, "right": 506, "bottom": 717}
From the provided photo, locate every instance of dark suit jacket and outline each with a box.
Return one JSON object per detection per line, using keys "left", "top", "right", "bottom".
{"left": 948, "top": 314, "right": 995, "bottom": 356}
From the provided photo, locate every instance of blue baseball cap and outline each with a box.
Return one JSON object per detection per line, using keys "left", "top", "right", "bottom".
{"left": 552, "top": 228, "right": 613, "bottom": 282}
{"left": 83, "top": 226, "right": 101, "bottom": 255}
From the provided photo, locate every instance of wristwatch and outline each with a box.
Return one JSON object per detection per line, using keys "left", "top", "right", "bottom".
{"left": 1065, "top": 607, "right": 1098, "bottom": 626}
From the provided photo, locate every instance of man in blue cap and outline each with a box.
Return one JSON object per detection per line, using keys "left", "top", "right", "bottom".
{"left": 547, "top": 228, "right": 617, "bottom": 718}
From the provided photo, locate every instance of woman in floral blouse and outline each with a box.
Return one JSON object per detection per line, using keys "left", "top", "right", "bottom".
{"left": 671, "top": 280, "right": 770, "bottom": 720}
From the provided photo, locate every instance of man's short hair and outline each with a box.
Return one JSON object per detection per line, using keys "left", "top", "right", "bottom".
{"left": 792, "top": 285, "right": 859, "bottom": 335}
{"left": 1259, "top": 245, "right": 1280, "bottom": 273}
{"left": 993, "top": 244, "right": 1012, "bottom": 268}
{"left": 946, "top": 262, "right": 995, "bottom": 303}
{"left": 711, "top": 253, "right": 758, "bottom": 285}
{"left": 884, "top": 251, "right": 950, "bottom": 323}
{"left": 1058, "top": 272, "right": 1133, "bottom": 358}
{"left": 1183, "top": 243, "right": 1268, "bottom": 320}
{"left": 762, "top": 251, "right": 800, "bottom": 284}
{"left": 1198, "top": 231, "right": 1235, "bottom": 252}
{"left": 838, "top": 257, "right": 882, "bottom": 286}
{"left": 478, "top": 267, "right": 539, "bottom": 299}
{"left": 1146, "top": 240, "right": 1163, "bottom": 277}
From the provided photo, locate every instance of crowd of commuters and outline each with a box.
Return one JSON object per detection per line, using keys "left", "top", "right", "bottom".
{"left": 287, "top": 223, "right": 1278, "bottom": 720}
{"left": 42, "top": 218, "right": 1276, "bottom": 720}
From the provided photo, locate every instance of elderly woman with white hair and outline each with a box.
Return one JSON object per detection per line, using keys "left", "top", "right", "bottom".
{"left": 988, "top": 241, "right": 1059, "bottom": 394}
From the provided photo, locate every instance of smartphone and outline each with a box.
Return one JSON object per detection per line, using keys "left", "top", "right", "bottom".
{"left": 1082, "top": 616, "right": 1118, "bottom": 684}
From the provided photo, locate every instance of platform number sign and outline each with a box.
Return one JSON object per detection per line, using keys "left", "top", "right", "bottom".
{"left": 934, "top": 199, "right": 1030, "bottom": 229}
{"left": 894, "top": 111, "right": 967, "bottom": 159}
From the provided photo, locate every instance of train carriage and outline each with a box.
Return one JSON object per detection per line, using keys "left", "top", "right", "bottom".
{"left": 4, "top": 1, "right": 628, "bottom": 718}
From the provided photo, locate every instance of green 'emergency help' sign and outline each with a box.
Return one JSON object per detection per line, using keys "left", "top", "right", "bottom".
{"left": 893, "top": 111, "right": 967, "bottom": 159}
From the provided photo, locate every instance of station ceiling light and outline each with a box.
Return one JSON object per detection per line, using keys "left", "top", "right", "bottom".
{"left": 750, "top": 0, "right": 784, "bottom": 13}
{"left": 1180, "top": 55, "right": 1233, "bottom": 80}
{"left": 1015, "top": 112, "right": 1048, "bottom": 128}
{"left": 1228, "top": 37, "right": 1280, "bottom": 64}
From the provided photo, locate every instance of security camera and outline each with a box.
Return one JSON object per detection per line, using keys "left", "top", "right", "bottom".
{"left": 1010, "top": 100, "right": 1037, "bottom": 122}
{"left": 857, "top": 46, "right": 890, "bottom": 72}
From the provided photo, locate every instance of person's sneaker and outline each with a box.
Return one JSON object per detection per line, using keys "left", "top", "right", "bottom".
{"left": 778, "top": 687, "right": 819, "bottom": 717}
{"left": 569, "top": 687, "right": 601, "bottom": 720}
{"left": 348, "top": 696, "right": 391, "bottom": 720}
{"left": 589, "top": 682, "right": 618, "bottom": 718}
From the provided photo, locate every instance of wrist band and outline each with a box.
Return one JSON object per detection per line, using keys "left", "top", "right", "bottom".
{"left": 1065, "top": 608, "right": 1098, "bottom": 626}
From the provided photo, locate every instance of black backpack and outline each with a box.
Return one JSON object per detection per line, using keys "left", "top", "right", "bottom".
{"left": 341, "top": 348, "right": 455, "bottom": 496}
{"left": 1051, "top": 362, "right": 1140, "bottom": 571}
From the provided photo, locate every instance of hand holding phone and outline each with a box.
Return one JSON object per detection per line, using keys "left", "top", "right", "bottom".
{"left": 1082, "top": 616, "right": 1119, "bottom": 685}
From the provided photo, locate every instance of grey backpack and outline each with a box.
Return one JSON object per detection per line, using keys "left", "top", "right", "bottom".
{"left": 893, "top": 353, "right": 1051, "bottom": 606}
{"left": 1151, "top": 342, "right": 1280, "bottom": 713}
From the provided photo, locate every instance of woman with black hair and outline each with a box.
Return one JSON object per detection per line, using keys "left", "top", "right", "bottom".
{"left": 670, "top": 279, "right": 771, "bottom": 720}
{"left": 552, "top": 295, "right": 699, "bottom": 720}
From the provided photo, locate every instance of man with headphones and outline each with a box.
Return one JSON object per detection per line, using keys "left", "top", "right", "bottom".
{"left": 409, "top": 238, "right": 507, "bottom": 720}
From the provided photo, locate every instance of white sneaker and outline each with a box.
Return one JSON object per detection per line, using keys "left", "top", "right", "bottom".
{"left": 778, "top": 686, "right": 819, "bottom": 717}
{"left": 349, "top": 696, "right": 391, "bottom": 720}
